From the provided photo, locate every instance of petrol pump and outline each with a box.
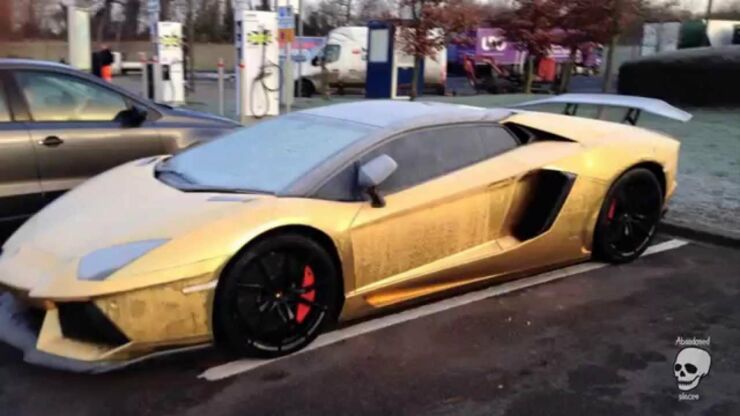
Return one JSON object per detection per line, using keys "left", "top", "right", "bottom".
{"left": 152, "top": 21, "right": 185, "bottom": 106}
{"left": 365, "top": 20, "right": 424, "bottom": 99}
{"left": 235, "top": 10, "right": 280, "bottom": 121}
{"left": 65, "top": 2, "right": 91, "bottom": 72}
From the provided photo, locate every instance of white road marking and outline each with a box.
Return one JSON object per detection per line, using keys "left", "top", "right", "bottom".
{"left": 199, "top": 239, "right": 688, "bottom": 381}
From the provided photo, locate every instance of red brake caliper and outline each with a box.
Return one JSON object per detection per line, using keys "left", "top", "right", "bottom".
{"left": 607, "top": 199, "right": 617, "bottom": 221}
{"left": 295, "top": 265, "right": 316, "bottom": 324}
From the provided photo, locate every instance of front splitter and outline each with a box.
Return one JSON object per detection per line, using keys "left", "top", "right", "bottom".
{"left": 0, "top": 292, "right": 210, "bottom": 373}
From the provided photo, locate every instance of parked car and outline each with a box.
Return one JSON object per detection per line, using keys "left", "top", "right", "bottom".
{"left": 0, "top": 59, "right": 239, "bottom": 232}
{"left": 0, "top": 96, "right": 689, "bottom": 371}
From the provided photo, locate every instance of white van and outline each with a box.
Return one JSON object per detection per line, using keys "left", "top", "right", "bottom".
{"left": 298, "top": 26, "right": 447, "bottom": 96}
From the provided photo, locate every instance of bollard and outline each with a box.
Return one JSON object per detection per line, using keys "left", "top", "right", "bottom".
{"left": 284, "top": 41, "right": 292, "bottom": 113}
{"left": 139, "top": 52, "right": 148, "bottom": 99}
{"left": 238, "top": 62, "right": 246, "bottom": 124}
{"left": 152, "top": 55, "right": 162, "bottom": 102}
{"left": 217, "top": 58, "right": 225, "bottom": 116}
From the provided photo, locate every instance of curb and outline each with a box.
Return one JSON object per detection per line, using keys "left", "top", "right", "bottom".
{"left": 659, "top": 221, "right": 740, "bottom": 248}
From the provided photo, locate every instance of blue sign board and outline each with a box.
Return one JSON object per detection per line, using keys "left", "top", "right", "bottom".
{"left": 278, "top": 6, "right": 294, "bottom": 30}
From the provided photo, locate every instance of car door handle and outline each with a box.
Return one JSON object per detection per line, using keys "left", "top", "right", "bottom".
{"left": 39, "top": 136, "right": 64, "bottom": 147}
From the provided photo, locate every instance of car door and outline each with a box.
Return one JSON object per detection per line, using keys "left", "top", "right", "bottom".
{"left": 0, "top": 70, "right": 43, "bottom": 225}
{"left": 347, "top": 124, "right": 524, "bottom": 304}
{"left": 12, "top": 69, "right": 165, "bottom": 203}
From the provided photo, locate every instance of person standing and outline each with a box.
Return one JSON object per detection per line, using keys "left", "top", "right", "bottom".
{"left": 91, "top": 44, "right": 114, "bottom": 81}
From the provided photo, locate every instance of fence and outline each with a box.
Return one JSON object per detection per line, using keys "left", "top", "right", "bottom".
{"left": 0, "top": 40, "right": 237, "bottom": 72}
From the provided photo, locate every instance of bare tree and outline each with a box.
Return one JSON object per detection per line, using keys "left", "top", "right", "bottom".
{"left": 186, "top": 0, "right": 195, "bottom": 89}
{"left": 160, "top": 0, "right": 173, "bottom": 20}
{"left": 94, "top": 0, "right": 118, "bottom": 42}
{"left": 305, "top": 0, "right": 354, "bottom": 33}
{"left": 356, "top": 0, "right": 392, "bottom": 23}
{"left": 22, "top": 0, "right": 41, "bottom": 37}
{"left": 194, "top": 0, "right": 221, "bottom": 40}
{"left": 122, "top": 0, "right": 142, "bottom": 38}
{"left": 0, "top": 0, "right": 13, "bottom": 39}
{"left": 396, "top": 0, "right": 482, "bottom": 99}
{"left": 257, "top": 0, "right": 271, "bottom": 11}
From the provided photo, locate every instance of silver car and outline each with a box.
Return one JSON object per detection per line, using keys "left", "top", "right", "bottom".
{"left": 0, "top": 59, "right": 239, "bottom": 235}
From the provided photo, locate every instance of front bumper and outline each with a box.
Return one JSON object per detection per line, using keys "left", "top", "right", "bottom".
{"left": 0, "top": 292, "right": 116, "bottom": 373}
{"left": 0, "top": 263, "right": 221, "bottom": 372}
{"left": 0, "top": 291, "right": 213, "bottom": 373}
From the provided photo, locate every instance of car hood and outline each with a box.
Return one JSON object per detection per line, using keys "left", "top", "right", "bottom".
{"left": 0, "top": 157, "right": 361, "bottom": 299}
{"left": 7, "top": 158, "right": 263, "bottom": 256}
{"left": 0, "top": 158, "right": 272, "bottom": 297}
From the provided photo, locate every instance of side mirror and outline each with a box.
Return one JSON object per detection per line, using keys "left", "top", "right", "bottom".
{"left": 116, "top": 105, "right": 147, "bottom": 128}
{"left": 358, "top": 154, "right": 398, "bottom": 208}
{"left": 311, "top": 56, "right": 321, "bottom": 66}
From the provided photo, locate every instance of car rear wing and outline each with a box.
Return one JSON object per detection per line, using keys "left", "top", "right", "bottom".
{"left": 512, "top": 93, "right": 692, "bottom": 125}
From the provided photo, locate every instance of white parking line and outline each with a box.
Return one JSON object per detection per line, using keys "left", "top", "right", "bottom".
{"left": 199, "top": 239, "right": 688, "bottom": 381}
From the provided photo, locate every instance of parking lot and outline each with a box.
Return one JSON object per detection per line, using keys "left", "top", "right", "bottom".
{"left": 0, "top": 67, "right": 736, "bottom": 416}
{"left": 1, "top": 236, "right": 738, "bottom": 415}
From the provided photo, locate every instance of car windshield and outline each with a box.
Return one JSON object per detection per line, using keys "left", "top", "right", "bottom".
{"left": 158, "top": 113, "right": 377, "bottom": 194}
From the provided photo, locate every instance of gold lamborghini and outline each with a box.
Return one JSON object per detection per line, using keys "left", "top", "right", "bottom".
{"left": 0, "top": 94, "right": 689, "bottom": 372}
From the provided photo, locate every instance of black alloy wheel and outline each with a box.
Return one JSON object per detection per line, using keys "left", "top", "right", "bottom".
{"left": 594, "top": 168, "right": 663, "bottom": 263}
{"left": 215, "top": 234, "right": 341, "bottom": 357}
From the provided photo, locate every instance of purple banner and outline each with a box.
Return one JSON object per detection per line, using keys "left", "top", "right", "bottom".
{"left": 474, "top": 28, "right": 577, "bottom": 65}
{"left": 475, "top": 28, "right": 522, "bottom": 65}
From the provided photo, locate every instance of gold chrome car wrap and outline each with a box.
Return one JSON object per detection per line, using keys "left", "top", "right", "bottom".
{"left": 0, "top": 107, "right": 681, "bottom": 370}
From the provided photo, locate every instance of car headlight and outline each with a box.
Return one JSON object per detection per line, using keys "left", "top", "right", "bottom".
{"left": 78, "top": 239, "right": 169, "bottom": 281}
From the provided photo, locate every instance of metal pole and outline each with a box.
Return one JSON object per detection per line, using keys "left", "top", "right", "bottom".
{"left": 705, "top": 0, "right": 714, "bottom": 21}
{"left": 140, "top": 52, "right": 148, "bottom": 98}
{"left": 186, "top": 0, "right": 196, "bottom": 93}
{"left": 153, "top": 55, "right": 163, "bottom": 101}
{"left": 285, "top": 42, "right": 292, "bottom": 112}
{"left": 218, "top": 57, "right": 225, "bottom": 116}
{"left": 239, "top": 62, "right": 246, "bottom": 124}
{"left": 297, "top": 0, "right": 303, "bottom": 98}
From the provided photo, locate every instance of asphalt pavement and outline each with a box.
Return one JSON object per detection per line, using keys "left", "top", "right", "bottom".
{"left": 1, "top": 236, "right": 738, "bottom": 416}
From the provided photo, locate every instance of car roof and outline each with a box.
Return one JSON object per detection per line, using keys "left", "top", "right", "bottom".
{"left": 0, "top": 58, "right": 140, "bottom": 98}
{"left": 285, "top": 101, "right": 512, "bottom": 196}
{"left": 302, "top": 100, "right": 510, "bottom": 129}
{"left": 0, "top": 58, "right": 170, "bottom": 114}
{"left": 0, "top": 58, "right": 75, "bottom": 71}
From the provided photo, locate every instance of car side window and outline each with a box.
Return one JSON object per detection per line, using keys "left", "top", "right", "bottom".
{"left": 15, "top": 71, "right": 128, "bottom": 122}
{"left": 314, "top": 162, "right": 361, "bottom": 201}
{"left": 480, "top": 125, "right": 519, "bottom": 155}
{"left": 0, "top": 80, "right": 11, "bottom": 122}
{"left": 364, "top": 124, "right": 518, "bottom": 194}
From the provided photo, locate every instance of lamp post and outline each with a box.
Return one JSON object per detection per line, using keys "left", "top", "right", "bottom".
{"left": 705, "top": 0, "right": 714, "bottom": 21}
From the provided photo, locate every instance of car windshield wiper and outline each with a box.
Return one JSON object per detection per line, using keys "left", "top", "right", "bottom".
{"left": 180, "top": 185, "right": 274, "bottom": 195}
{"left": 154, "top": 164, "right": 197, "bottom": 185}
{"left": 155, "top": 162, "right": 273, "bottom": 195}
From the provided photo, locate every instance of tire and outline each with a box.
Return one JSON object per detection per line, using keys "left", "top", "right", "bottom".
{"left": 215, "top": 233, "right": 341, "bottom": 358}
{"left": 593, "top": 168, "right": 663, "bottom": 263}
{"left": 295, "top": 79, "right": 315, "bottom": 98}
